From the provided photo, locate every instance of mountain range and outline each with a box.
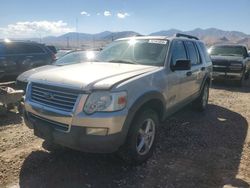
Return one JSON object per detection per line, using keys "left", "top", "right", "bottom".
{"left": 36, "top": 28, "right": 250, "bottom": 48}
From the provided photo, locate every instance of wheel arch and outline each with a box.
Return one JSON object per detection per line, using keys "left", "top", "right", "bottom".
{"left": 121, "top": 91, "right": 166, "bottom": 140}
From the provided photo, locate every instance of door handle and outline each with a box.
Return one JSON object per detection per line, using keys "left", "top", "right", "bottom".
{"left": 201, "top": 67, "right": 205, "bottom": 71}
{"left": 186, "top": 71, "right": 192, "bottom": 76}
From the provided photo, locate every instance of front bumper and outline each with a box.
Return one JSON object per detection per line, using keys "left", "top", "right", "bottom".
{"left": 24, "top": 99, "right": 128, "bottom": 153}
{"left": 212, "top": 71, "right": 243, "bottom": 80}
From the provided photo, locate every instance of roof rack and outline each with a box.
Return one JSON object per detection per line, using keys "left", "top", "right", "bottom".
{"left": 175, "top": 33, "right": 199, "bottom": 40}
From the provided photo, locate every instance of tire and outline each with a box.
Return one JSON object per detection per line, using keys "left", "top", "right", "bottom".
{"left": 236, "top": 74, "right": 245, "bottom": 87}
{"left": 193, "top": 82, "right": 209, "bottom": 111}
{"left": 244, "top": 71, "right": 249, "bottom": 80}
{"left": 118, "top": 109, "right": 159, "bottom": 165}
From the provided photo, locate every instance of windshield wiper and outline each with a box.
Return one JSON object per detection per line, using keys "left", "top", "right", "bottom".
{"left": 108, "top": 59, "right": 138, "bottom": 64}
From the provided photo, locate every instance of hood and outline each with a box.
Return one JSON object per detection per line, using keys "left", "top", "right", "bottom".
{"left": 29, "top": 62, "right": 159, "bottom": 91}
{"left": 17, "top": 65, "right": 55, "bottom": 82}
{"left": 210, "top": 55, "right": 244, "bottom": 63}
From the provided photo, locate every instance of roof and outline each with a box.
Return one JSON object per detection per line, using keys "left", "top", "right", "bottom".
{"left": 116, "top": 33, "right": 200, "bottom": 42}
{"left": 212, "top": 44, "right": 247, "bottom": 48}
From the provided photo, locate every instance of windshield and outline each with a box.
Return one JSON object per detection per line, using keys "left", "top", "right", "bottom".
{"left": 55, "top": 51, "right": 97, "bottom": 65}
{"left": 95, "top": 39, "right": 168, "bottom": 66}
{"left": 209, "top": 46, "right": 247, "bottom": 57}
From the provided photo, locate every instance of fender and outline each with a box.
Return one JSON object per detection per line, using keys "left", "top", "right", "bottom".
{"left": 120, "top": 91, "right": 166, "bottom": 141}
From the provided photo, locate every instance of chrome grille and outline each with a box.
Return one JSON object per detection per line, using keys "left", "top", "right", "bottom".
{"left": 31, "top": 83, "right": 79, "bottom": 112}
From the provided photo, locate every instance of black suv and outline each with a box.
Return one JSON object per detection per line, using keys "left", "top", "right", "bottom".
{"left": 209, "top": 44, "right": 250, "bottom": 86}
{"left": 0, "top": 41, "right": 56, "bottom": 81}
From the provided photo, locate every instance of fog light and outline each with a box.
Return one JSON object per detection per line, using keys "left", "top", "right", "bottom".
{"left": 86, "top": 128, "right": 108, "bottom": 136}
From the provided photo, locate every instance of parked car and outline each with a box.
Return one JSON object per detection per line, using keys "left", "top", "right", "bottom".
{"left": 23, "top": 34, "right": 212, "bottom": 164}
{"left": 55, "top": 49, "right": 73, "bottom": 60}
{"left": 16, "top": 50, "right": 98, "bottom": 91}
{"left": 0, "top": 40, "right": 56, "bottom": 82}
{"left": 209, "top": 44, "right": 250, "bottom": 86}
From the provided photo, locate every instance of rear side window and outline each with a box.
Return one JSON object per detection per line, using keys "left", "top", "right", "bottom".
{"left": 4, "top": 43, "right": 45, "bottom": 55}
{"left": 171, "top": 40, "right": 187, "bottom": 65}
{"left": 185, "top": 41, "right": 200, "bottom": 65}
{"left": 197, "top": 42, "right": 211, "bottom": 62}
{"left": 5, "top": 43, "right": 24, "bottom": 55}
{"left": 22, "top": 44, "right": 45, "bottom": 54}
{"left": 0, "top": 44, "right": 5, "bottom": 55}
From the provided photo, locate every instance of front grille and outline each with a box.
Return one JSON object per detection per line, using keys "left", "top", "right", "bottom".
{"left": 31, "top": 83, "right": 79, "bottom": 112}
{"left": 212, "top": 60, "right": 243, "bottom": 73}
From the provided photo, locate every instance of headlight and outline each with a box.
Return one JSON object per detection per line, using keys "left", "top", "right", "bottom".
{"left": 83, "top": 91, "right": 127, "bottom": 114}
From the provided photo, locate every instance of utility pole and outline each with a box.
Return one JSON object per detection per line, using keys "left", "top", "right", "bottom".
{"left": 66, "top": 36, "right": 70, "bottom": 48}
{"left": 76, "top": 18, "right": 79, "bottom": 48}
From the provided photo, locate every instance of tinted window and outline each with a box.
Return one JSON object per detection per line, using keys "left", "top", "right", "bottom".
{"left": 0, "top": 44, "right": 5, "bottom": 55}
{"left": 22, "top": 44, "right": 44, "bottom": 54}
{"left": 171, "top": 40, "right": 187, "bottom": 65}
{"left": 185, "top": 41, "right": 199, "bottom": 65}
{"left": 4, "top": 43, "right": 44, "bottom": 55}
{"left": 197, "top": 42, "right": 211, "bottom": 62}
{"left": 5, "top": 43, "right": 24, "bottom": 54}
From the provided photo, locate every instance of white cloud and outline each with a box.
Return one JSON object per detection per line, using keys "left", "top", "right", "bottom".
{"left": 117, "top": 12, "right": 130, "bottom": 19}
{"left": 80, "top": 11, "right": 90, "bottom": 16}
{"left": 0, "top": 20, "right": 75, "bottom": 38}
{"left": 97, "top": 13, "right": 101, "bottom": 16}
{"left": 104, "top": 11, "right": 112, "bottom": 16}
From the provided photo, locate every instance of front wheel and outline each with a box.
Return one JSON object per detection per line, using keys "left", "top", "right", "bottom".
{"left": 193, "top": 82, "right": 209, "bottom": 111}
{"left": 118, "top": 109, "right": 159, "bottom": 165}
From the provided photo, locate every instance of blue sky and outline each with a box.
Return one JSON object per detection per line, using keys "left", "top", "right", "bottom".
{"left": 0, "top": 0, "right": 250, "bottom": 38}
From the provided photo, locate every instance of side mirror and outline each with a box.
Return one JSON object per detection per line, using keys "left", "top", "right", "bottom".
{"left": 172, "top": 59, "right": 191, "bottom": 71}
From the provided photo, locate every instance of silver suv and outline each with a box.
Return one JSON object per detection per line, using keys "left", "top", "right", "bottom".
{"left": 24, "top": 34, "right": 212, "bottom": 164}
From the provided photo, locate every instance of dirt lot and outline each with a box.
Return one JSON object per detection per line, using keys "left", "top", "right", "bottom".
{"left": 0, "top": 81, "right": 250, "bottom": 188}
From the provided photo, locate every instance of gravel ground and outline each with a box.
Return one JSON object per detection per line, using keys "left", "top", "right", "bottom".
{"left": 0, "top": 80, "right": 250, "bottom": 188}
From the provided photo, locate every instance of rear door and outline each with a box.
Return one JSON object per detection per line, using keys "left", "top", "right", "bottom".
{"left": 184, "top": 41, "right": 204, "bottom": 95}
{"left": 21, "top": 43, "right": 52, "bottom": 70}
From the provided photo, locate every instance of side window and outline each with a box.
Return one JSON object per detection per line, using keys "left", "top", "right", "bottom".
{"left": 0, "top": 44, "right": 5, "bottom": 55}
{"left": 171, "top": 40, "right": 187, "bottom": 66}
{"left": 22, "top": 44, "right": 45, "bottom": 54}
{"left": 5, "top": 43, "right": 24, "bottom": 55}
{"left": 197, "top": 42, "right": 211, "bottom": 62}
{"left": 185, "top": 41, "right": 199, "bottom": 65}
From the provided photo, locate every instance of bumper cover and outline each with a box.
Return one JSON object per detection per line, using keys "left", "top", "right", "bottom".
{"left": 24, "top": 111, "right": 127, "bottom": 153}
{"left": 212, "top": 71, "right": 243, "bottom": 80}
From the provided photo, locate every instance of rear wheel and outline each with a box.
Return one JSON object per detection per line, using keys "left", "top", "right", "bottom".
{"left": 118, "top": 109, "right": 159, "bottom": 165}
{"left": 193, "top": 82, "right": 209, "bottom": 111}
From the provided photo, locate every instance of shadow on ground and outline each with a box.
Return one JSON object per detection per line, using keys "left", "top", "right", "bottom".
{"left": 212, "top": 79, "right": 250, "bottom": 93}
{"left": 0, "top": 112, "right": 23, "bottom": 127}
{"left": 19, "top": 104, "right": 249, "bottom": 188}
